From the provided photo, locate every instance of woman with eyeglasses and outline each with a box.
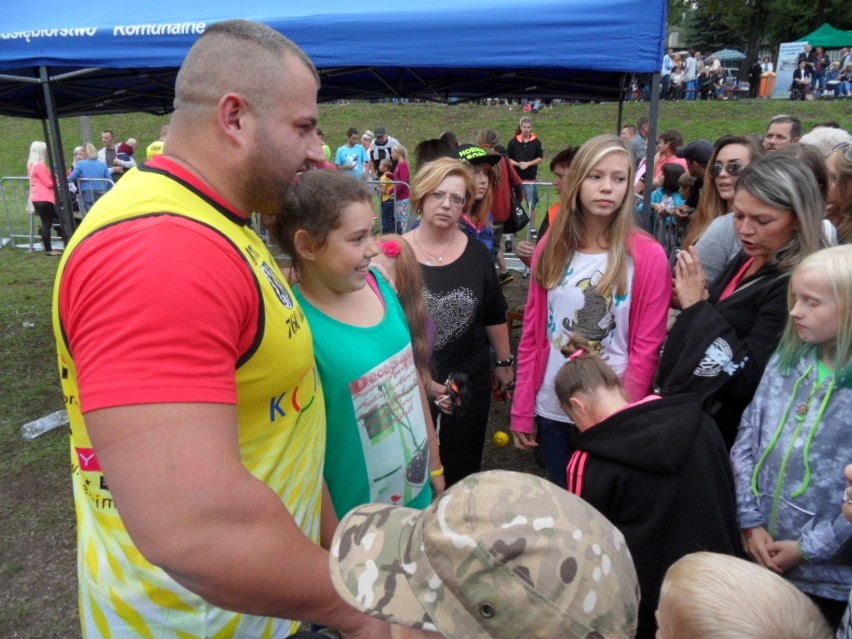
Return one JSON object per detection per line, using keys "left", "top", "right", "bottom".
{"left": 403, "top": 158, "right": 513, "bottom": 487}
{"left": 683, "top": 135, "right": 764, "bottom": 283}
{"left": 658, "top": 155, "right": 827, "bottom": 448}
{"left": 826, "top": 142, "right": 852, "bottom": 244}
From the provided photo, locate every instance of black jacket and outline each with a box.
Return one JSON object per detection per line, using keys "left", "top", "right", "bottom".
{"left": 657, "top": 255, "right": 790, "bottom": 448}
{"left": 506, "top": 134, "right": 543, "bottom": 180}
{"left": 568, "top": 394, "right": 740, "bottom": 639}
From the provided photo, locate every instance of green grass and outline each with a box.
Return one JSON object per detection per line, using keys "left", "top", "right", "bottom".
{"left": 0, "top": 247, "right": 67, "bottom": 509}
{"left": 0, "top": 250, "right": 64, "bottom": 438}
{"left": 0, "top": 248, "right": 76, "bottom": 639}
{"left": 1, "top": 99, "right": 849, "bottom": 178}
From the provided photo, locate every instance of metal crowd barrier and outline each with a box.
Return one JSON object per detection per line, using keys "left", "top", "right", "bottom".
{"left": 504, "top": 180, "right": 558, "bottom": 274}
{"left": 75, "top": 178, "right": 113, "bottom": 217}
{"left": 519, "top": 180, "right": 558, "bottom": 235}
{"left": 1, "top": 175, "right": 118, "bottom": 252}
{"left": 0, "top": 176, "right": 55, "bottom": 251}
{"left": 366, "top": 178, "right": 411, "bottom": 233}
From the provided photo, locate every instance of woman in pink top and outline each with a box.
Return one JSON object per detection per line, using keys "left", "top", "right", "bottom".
{"left": 391, "top": 144, "right": 410, "bottom": 232}
{"left": 652, "top": 129, "right": 689, "bottom": 186}
{"left": 27, "top": 141, "right": 67, "bottom": 255}
{"left": 510, "top": 134, "right": 671, "bottom": 486}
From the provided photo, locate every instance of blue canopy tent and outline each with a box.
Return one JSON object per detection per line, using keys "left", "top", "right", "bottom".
{"left": 0, "top": 0, "right": 667, "bottom": 230}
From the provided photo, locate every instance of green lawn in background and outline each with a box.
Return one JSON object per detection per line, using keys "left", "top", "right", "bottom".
{"left": 1, "top": 99, "right": 848, "bottom": 178}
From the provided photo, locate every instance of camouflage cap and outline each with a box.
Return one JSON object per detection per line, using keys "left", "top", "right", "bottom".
{"left": 330, "top": 470, "right": 639, "bottom": 639}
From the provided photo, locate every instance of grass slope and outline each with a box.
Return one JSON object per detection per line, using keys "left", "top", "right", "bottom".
{"left": 1, "top": 99, "right": 849, "bottom": 177}
{"left": 0, "top": 250, "right": 76, "bottom": 638}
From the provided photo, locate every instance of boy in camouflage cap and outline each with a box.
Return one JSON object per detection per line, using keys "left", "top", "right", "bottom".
{"left": 329, "top": 470, "right": 639, "bottom": 638}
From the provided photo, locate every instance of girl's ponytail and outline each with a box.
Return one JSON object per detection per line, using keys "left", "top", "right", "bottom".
{"left": 554, "top": 334, "right": 623, "bottom": 404}
{"left": 376, "top": 234, "right": 433, "bottom": 382}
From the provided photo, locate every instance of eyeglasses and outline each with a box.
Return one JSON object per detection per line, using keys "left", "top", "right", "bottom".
{"left": 430, "top": 191, "right": 466, "bottom": 207}
{"left": 710, "top": 161, "right": 746, "bottom": 178}
{"left": 832, "top": 141, "right": 852, "bottom": 161}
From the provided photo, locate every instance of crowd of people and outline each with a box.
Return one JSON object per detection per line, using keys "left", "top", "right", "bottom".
{"left": 790, "top": 45, "right": 852, "bottom": 100}
{"left": 26, "top": 125, "right": 167, "bottom": 253}
{"left": 642, "top": 46, "right": 852, "bottom": 102}
{"left": 41, "top": 18, "right": 852, "bottom": 639}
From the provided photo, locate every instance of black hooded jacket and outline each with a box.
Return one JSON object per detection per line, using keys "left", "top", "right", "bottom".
{"left": 567, "top": 394, "right": 740, "bottom": 639}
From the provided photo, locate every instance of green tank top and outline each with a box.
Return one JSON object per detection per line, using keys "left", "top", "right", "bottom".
{"left": 295, "top": 270, "right": 432, "bottom": 517}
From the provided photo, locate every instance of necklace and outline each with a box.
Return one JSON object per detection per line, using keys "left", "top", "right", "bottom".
{"left": 413, "top": 227, "right": 456, "bottom": 265}
{"left": 795, "top": 376, "right": 824, "bottom": 422}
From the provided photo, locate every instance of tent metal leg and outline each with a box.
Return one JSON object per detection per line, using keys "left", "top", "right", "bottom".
{"left": 39, "top": 66, "right": 76, "bottom": 242}
{"left": 642, "top": 73, "right": 662, "bottom": 215}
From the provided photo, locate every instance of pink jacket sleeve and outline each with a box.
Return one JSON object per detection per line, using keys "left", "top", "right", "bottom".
{"left": 622, "top": 232, "right": 671, "bottom": 401}
{"left": 29, "top": 162, "right": 56, "bottom": 203}
{"left": 510, "top": 230, "right": 671, "bottom": 430}
{"left": 509, "top": 237, "right": 549, "bottom": 434}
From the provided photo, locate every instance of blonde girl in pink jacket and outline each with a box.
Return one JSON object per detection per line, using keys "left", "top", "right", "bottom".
{"left": 27, "top": 141, "right": 67, "bottom": 255}
{"left": 510, "top": 134, "right": 671, "bottom": 486}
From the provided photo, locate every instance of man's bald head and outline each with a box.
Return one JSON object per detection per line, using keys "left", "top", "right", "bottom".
{"left": 174, "top": 20, "right": 318, "bottom": 118}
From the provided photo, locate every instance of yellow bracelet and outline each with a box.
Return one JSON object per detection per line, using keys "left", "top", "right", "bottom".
{"left": 430, "top": 467, "right": 444, "bottom": 477}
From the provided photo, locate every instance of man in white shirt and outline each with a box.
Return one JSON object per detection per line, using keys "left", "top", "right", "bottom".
{"left": 661, "top": 49, "right": 674, "bottom": 99}
{"left": 369, "top": 125, "right": 399, "bottom": 176}
{"left": 684, "top": 50, "right": 697, "bottom": 100}
{"left": 763, "top": 115, "right": 802, "bottom": 152}
{"left": 98, "top": 129, "right": 136, "bottom": 181}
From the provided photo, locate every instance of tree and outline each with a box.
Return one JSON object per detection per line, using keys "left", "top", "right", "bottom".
{"left": 681, "top": 2, "right": 742, "bottom": 54}
{"left": 698, "top": 0, "right": 852, "bottom": 60}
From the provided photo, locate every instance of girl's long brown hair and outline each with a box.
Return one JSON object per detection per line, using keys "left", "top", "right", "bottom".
{"left": 466, "top": 164, "right": 496, "bottom": 229}
{"left": 376, "top": 234, "right": 432, "bottom": 381}
{"left": 683, "top": 135, "right": 763, "bottom": 248}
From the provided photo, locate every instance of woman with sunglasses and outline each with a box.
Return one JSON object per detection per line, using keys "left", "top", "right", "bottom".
{"left": 403, "top": 158, "right": 513, "bottom": 487}
{"left": 658, "top": 155, "right": 827, "bottom": 449}
{"left": 827, "top": 142, "right": 852, "bottom": 244}
{"left": 683, "top": 135, "right": 764, "bottom": 283}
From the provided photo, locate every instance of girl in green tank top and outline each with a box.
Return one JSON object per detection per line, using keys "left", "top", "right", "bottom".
{"left": 269, "top": 170, "right": 444, "bottom": 545}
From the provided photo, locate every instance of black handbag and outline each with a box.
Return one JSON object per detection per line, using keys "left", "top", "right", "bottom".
{"left": 502, "top": 194, "right": 530, "bottom": 234}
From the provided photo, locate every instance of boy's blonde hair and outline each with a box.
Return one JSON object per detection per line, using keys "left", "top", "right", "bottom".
{"left": 659, "top": 552, "right": 832, "bottom": 639}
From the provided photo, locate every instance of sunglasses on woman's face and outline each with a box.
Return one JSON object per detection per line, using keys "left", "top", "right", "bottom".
{"left": 832, "top": 141, "right": 852, "bottom": 161}
{"left": 710, "top": 161, "right": 746, "bottom": 178}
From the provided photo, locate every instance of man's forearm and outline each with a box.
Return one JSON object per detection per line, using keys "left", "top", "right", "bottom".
{"left": 87, "top": 403, "right": 375, "bottom": 633}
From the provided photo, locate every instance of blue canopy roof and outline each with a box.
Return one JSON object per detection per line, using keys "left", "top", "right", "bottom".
{"left": 0, "top": 0, "right": 667, "bottom": 117}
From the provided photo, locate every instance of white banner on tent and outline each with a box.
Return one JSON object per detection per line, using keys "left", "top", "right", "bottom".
{"left": 773, "top": 41, "right": 807, "bottom": 98}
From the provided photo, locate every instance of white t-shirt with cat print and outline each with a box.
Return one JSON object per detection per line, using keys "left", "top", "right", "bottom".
{"left": 535, "top": 251, "right": 634, "bottom": 422}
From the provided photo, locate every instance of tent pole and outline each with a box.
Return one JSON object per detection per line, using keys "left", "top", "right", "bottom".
{"left": 615, "top": 73, "right": 629, "bottom": 134}
{"left": 642, "top": 73, "right": 661, "bottom": 216}
{"left": 616, "top": 96, "right": 624, "bottom": 134}
{"left": 40, "top": 66, "right": 75, "bottom": 240}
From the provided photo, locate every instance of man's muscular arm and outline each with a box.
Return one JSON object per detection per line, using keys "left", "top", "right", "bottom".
{"left": 87, "top": 402, "right": 387, "bottom": 638}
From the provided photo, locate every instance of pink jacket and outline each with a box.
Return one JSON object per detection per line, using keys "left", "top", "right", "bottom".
{"left": 28, "top": 162, "right": 56, "bottom": 204}
{"left": 510, "top": 230, "right": 671, "bottom": 433}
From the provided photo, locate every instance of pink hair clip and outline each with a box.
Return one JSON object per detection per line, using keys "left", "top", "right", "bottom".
{"left": 377, "top": 240, "right": 401, "bottom": 258}
{"left": 568, "top": 348, "right": 586, "bottom": 361}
